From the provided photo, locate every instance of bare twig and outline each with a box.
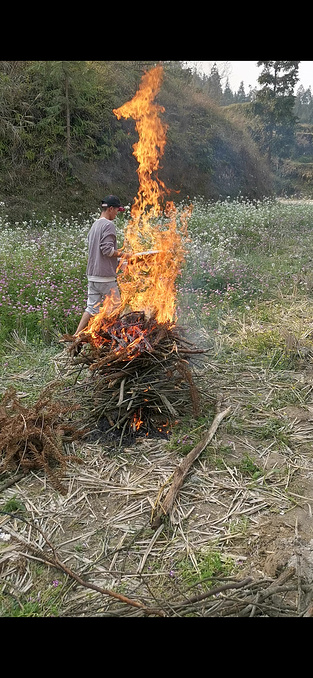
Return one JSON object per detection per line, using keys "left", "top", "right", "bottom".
{"left": 171, "top": 576, "right": 253, "bottom": 611}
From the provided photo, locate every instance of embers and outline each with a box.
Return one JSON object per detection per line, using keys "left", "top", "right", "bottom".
{"left": 64, "top": 311, "right": 205, "bottom": 449}
{"left": 82, "top": 311, "right": 157, "bottom": 358}
{"left": 87, "top": 409, "right": 171, "bottom": 445}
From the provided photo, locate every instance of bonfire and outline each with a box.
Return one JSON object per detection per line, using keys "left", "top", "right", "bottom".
{"left": 64, "top": 64, "right": 204, "bottom": 443}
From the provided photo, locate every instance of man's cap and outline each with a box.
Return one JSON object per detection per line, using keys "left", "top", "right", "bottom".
{"left": 101, "top": 195, "right": 125, "bottom": 212}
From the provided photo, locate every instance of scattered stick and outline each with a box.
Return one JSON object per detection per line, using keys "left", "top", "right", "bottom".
{"left": 1, "top": 511, "right": 165, "bottom": 617}
{"left": 0, "top": 472, "right": 25, "bottom": 493}
{"left": 169, "top": 577, "right": 253, "bottom": 614}
{"left": 151, "top": 406, "right": 231, "bottom": 528}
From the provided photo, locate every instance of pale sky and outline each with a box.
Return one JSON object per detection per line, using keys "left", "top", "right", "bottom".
{"left": 186, "top": 61, "right": 313, "bottom": 93}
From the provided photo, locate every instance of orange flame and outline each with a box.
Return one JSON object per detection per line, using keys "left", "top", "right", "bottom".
{"left": 84, "top": 64, "right": 192, "bottom": 341}
{"left": 132, "top": 411, "right": 143, "bottom": 432}
{"left": 113, "top": 63, "right": 168, "bottom": 232}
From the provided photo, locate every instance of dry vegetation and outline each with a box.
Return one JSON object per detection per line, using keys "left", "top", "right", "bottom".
{"left": 1, "top": 325, "right": 313, "bottom": 617}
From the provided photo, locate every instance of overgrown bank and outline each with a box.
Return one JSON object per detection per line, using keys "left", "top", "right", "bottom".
{"left": 0, "top": 61, "right": 273, "bottom": 223}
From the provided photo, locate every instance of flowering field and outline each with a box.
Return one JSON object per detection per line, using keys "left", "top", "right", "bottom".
{"left": 179, "top": 197, "right": 313, "bottom": 329}
{"left": 1, "top": 198, "right": 313, "bottom": 351}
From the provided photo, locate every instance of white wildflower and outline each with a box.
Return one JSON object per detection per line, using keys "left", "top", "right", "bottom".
{"left": 0, "top": 531, "right": 11, "bottom": 541}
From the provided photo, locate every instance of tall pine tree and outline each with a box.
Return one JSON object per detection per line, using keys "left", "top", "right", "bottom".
{"left": 206, "top": 63, "right": 223, "bottom": 104}
{"left": 222, "top": 78, "right": 234, "bottom": 105}
{"left": 295, "top": 85, "right": 313, "bottom": 124}
{"left": 235, "top": 81, "right": 247, "bottom": 103}
{"left": 254, "top": 61, "right": 300, "bottom": 162}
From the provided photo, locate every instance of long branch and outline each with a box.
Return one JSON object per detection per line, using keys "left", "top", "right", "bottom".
{"left": 151, "top": 406, "right": 231, "bottom": 528}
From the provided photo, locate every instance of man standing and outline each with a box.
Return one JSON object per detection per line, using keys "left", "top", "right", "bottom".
{"left": 75, "top": 195, "right": 126, "bottom": 335}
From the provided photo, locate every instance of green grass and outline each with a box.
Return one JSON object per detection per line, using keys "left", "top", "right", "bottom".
{"left": 238, "top": 454, "right": 263, "bottom": 480}
{"left": 0, "top": 208, "right": 128, "bottom": 346}
{"left": 2, "top": 196, "right": 313, "bottom": 348}
{"left": 176, "top": 549, "right": 234, "bottom": 589}
{"left": 0, "top": 576, "right": 65, "bottom": 617}
{"left": 0, "top": 333, "right": 60, "bottom": 402}
{"left": 179, "top": 197, "right": 313, "bottom": 332}
{"left": 2, "top": 496, "right": 26, "bottom": 514}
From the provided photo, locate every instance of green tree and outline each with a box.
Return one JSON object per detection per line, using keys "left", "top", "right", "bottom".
{"left": 222, "top": 78, "right": 234, "bottom": 106}
{"left": 254, "top": 60, "right": 300, "bottom": 162}
{"left": 247, "top": 85, "right": 257, "bottom": 103}
{"left": 295, "top": 85, "right": 313, "bottom": 124}
{"left": 26, "top": 61, "right": 117, "bottom": 169}
{"left": 206, "top": 63, "right": 223, "bottom": 104}
{"left": 235, "top": 81, "right": 247, "bottom": 103}
{"left": 0, "top": 61, "right": 33, "bottom": 168}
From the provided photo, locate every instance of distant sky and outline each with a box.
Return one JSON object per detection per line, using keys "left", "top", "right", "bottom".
{"left": 186, "top": 61, "right": 313, "bottom": 93}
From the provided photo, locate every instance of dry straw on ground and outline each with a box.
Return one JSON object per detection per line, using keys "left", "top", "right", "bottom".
{"left": 1, "top": 338, "right": 313, "bottom": 616}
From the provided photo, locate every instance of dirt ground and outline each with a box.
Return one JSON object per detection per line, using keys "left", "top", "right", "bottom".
{"left": 1, "top": 348, "right": 313, "bottom": 616}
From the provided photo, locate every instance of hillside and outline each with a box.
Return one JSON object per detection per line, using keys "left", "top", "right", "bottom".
{"left": 0, "top": 61, "right": 274, "bottom": 222}
{"left": 224, "top": 103, "right": 313, "bottom": 199}
{"left": 280, "top": 124, "right": 313, "bottom": 194}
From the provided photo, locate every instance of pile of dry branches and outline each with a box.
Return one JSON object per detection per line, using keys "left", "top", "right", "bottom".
{"left": 0, "top": 385, "right": 85, "bottom": 494}
{"left": 64, "top": 312, "right": 206, "bottom": 443}
{"left": 171, "top": 567, "right": 312, "bottom": 618}
{"left": 93, "top": 567, "right": 312, "bottom": 617}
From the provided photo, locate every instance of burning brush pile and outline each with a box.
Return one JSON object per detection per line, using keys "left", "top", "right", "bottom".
{"left": 65, "top": 310, "right": 204, "bottom": 443}
{"left": 64, "top": 65, "right": 206, "bottom": 444}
